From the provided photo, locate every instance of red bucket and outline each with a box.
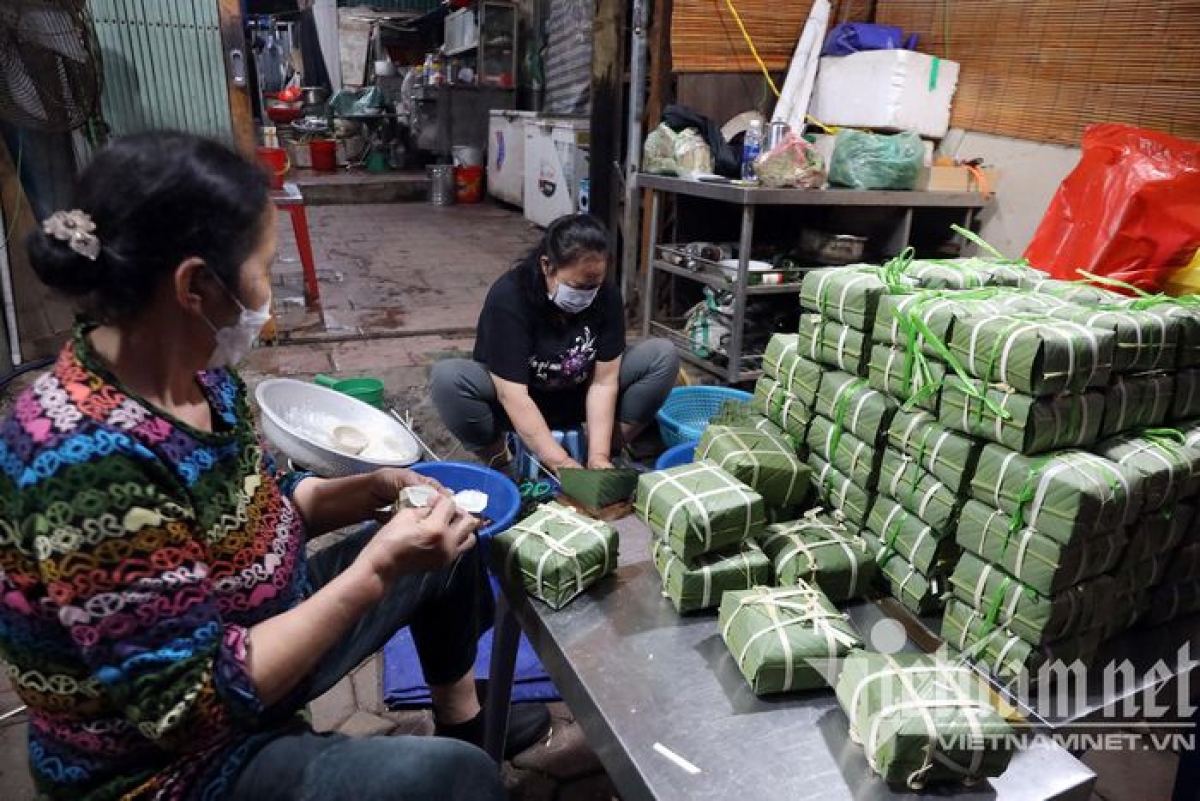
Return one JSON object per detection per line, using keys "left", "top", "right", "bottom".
{"left": 256, "top": 146, "right": 289, "bottom": 189}
{"left": 310, "top": 139, "right": 337, "bottom": 172}
{"left": 455, "top": 164, "right": 484, "bottom": 204}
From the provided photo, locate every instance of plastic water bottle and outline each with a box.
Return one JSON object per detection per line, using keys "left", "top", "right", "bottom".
{"left": 741, "top": 119, "right": 764, "bottom": 181}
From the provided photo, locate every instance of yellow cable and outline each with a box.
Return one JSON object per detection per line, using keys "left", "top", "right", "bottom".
{"left": 723, "top": 0, "right": 781, "bottom": 97}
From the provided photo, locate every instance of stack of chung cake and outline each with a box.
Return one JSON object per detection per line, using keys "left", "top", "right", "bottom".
{"left": 636, "top": 461, "right": 770, "bottom": 613}
{"left": 862, "top": 409, "right": 982, "bottom": 615}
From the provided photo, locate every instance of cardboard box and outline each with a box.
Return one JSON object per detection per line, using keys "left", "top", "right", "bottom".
{"left": 918, "top": 165, "right": 998, "bottom": 193}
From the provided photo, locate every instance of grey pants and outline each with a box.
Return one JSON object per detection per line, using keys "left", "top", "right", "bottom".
{"left": 430, "top": 338, "right": 680, "bottom": 451}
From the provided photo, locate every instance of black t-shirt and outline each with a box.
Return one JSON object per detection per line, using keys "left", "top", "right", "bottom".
{"left": 474, "top": 268, "right": 625, "bottom": 424}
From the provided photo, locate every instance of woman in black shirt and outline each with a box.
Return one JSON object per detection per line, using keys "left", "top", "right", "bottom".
{"left": 431, "top": 214, "right": 679, "bottom": 474}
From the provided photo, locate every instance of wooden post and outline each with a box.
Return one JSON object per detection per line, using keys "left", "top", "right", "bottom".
{"left": 218, "top": 0, "right": 256, "bottom": 156}
{"left": 637, "top": 0, "right": 673, "bottom": 318}
{"left": 590, "top": 0, "right": 624, "bottom": 232}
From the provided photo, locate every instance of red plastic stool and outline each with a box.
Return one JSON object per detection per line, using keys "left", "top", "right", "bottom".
{"left": 272, "top": 182, "right": 321, "bottom": 311}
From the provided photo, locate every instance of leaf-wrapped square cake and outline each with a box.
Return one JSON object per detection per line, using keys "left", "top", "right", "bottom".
{"left": 635, "top": 461, "right": 765, "bottom": 561}
{"left": 1043, "top": 304, "right": 1178, "bottom": 374}
{"left": 698, "top": 424, "right": 811, "bottom": 508}
{"left": 494, "top": 502, "right": 619, "bottom": 610}
{"left": 948, "top": 314, "right": 1115, "bottom": 396}
{"left": 813, "top": 370, "right": 897, "bottom": 446}
{"left": 719, "top": 581, "right": 862, "bottom": 694}
{"left": 1100, "top": 373, "right": 1174, "bottom": 437}
{"left": 805, "top": 415, "right": 882, "bottom": 492}
{"left": 868, "top": 345, "right": 945, "bottom": 413}
{"left": 888, "top": 409, "right": 982, "bottom": 496}
{"left": 799, "top": 313, "right": 872, "bottom": 377}
{"left": 808, "top": 454, "right": 873, "bottom": 527}
{"left": 1092, "top": 431, "right": 1200, "bottom": 512}
{"left": 970, "top": 444, "right": 1140, "bottom": 545}
{"left": 867, "top": 495, "right": 959, "bottom": 577}
{"left": 763, "top": 334, "right": 824, "bottom": 406}
{"left": 939, "top": 378, "right": 1105, "bottom": 455}
{"left": 800, "top": 266, "right": 891, "bottom": 331}
{"left": 651, "top": 537, "right": 770, "bottom": 613}
{"left": 756, "top": 512, "right": 876, "bottom": 602}
{"left": 877, "top": 449, "right": 964, "bottom": 535}
{"left": 835, "top": 650, "right": 1018, "bottom": 788}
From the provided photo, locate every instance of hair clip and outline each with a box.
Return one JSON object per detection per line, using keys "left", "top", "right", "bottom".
{"left": 43, "top": 210, "right": 101, "bottom": 261}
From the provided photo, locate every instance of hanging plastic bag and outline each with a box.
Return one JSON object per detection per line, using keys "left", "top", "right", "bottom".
{"left": 828, "top": 130, "right": 924, "bottom": 190}
{"left": 754, "top": 133, "right": 826, "bottom": 188}
{"left": 1024, "top": 124, "right": 1200, "bottom": 294}
{"left": 821, "top": 23, "right": 918, "bottom": 56}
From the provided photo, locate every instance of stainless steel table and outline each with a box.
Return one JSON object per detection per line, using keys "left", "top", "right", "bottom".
{"left": 484, "top": 517, "right": 1096, "bottom": 800}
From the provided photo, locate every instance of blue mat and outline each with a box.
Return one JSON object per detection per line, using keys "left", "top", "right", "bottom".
{"left": 383, "top": 624, "right": 560, "bottom": 707}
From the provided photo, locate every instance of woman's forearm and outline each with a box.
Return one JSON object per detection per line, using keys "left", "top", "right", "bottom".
{"left": 585, "top": 381, "right": 619, "bottom": 462}
{"left": 246, "top": 559, "right": 386, "bottom": 706}
{"left": 500, "top": 392, "right": 573, "bottom": 469}
{"left": 291, "top": 473, "right": 385, "bottom": 537}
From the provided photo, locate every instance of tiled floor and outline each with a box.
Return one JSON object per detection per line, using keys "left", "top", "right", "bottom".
{"left": 0, "top": 200, "right": 1188, "bottom": 800}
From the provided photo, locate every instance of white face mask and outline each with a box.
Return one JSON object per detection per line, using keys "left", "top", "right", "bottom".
{"left": 204, "top": 279, "right": 272, "bottom": 369}
{"left": 548, "top": 281, "right": 600, "bottom": 314}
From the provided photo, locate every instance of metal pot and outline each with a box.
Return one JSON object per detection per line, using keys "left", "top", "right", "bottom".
{"left": 301, "top": 86, "right": 331, "bottom": 107}
{"left": 798, "top": 230, "right": 868, "bottom": 265}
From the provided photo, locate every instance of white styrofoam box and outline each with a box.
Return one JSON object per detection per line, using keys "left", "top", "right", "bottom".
{"left": 523, "top": 117, "right": 590, "bottom": 228}
{"left": 488, "top": 110, "right": 537, "bottom": 207}
{"left": 809, "top": 50, "right": 960, "bottom": 139}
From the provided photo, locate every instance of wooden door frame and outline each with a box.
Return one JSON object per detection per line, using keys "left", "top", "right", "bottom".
{"left": 218, "top": 0, "right": 255, "bottom": 155}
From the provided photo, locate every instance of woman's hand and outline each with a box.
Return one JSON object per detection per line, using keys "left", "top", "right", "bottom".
{"left": 586, "top": 456, "right": 614, "bottom": 470}
{"left": 357, "top": 496, "right": 478, "bottom": 584}
{"left": 369, "top": 467, "right": 448, "bottom": 510}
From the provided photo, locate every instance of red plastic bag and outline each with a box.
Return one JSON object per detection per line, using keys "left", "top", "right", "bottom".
{"left": 1024, "top": 124, "right": 1200, "bottom": 294}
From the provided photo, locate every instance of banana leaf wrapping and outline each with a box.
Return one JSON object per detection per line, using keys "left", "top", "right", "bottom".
{"left": 799, "top": 313, "right": 872, "bottom": 377}
{"left": 697, "top": 424, "right": 811, "bottom": 508}
{"left": 874, "top": 291, "right": 994, "bottom": 358}
{"left": 862, "top": 531, "right": 946, "bottom": 615}
{"left": 752, "top": 377, "right": 811, "bottom": 447}
{"left": 1105, "top": 571, "right": 1153, "bottom": 638}
{"left": 806, "top": 415, "right": 882, "bottom": 492}
{"left": 986, "top": 261, "right": 1051, "bottom": 289}
{"left": 888, "top": 409, "right": 983, "bottom": 496}
{"left": 876, "top": 450, "right": 963, "bottom": 535}
{"left": 635, "top": 461, "right": 766, "bottom": 561}
{"left": 1173, "top": 369, "right": 1200, "bottom": 421}
{"left": 757, "top": 513, "right": 877, "bottom": 601}
{"left": 764, "top": 335, "right": 824, "bottom": 406}
{"left": 948, "top": 552, "right": 1115, "bottom": 646}
{"left": 495, "top": 502, "right": 619, "bottom": 610}
{"left": 720, "top": 582, "right": 862, "bottom": 694}
{"left": 867, "top": 495, "right": 959, "bottom": 576}
{"left": 941, "top": 600, "right": 1102, "bottom": 688}
{"left": 1125, "top": 505, "right": 1193, "bottom": 564}
{"left": 800, "top": 266, "right": 892, "bottom": 331}
{"left": 835, "top": 651, "right": 1017, "bottom": 789}
{"left": 954, "top": 499, "right": 1128, "bottom": 596}
{"left": 1134, "top": 300, "right": 1200, "bottom": 369}
{"left": 1145, "top": 583, "right": 1200, "bottom": 628}
{"left": 1092, "top": 432, "right": 1200, "bottom": 512}
{"left": 1121, "top": 552, "right": 1172, "bottom": 589}
{"left": 808, "top": 454, "right": 873, "bottom": 528}
{"left": 710, "top": 399, "right": 799, "bottom": 451}
{"left": 1100, "top": 373, "right": 1175, "bottom": 438}
{"left": 939, "top": 378, "right": 1105, "bottom": 455}
{"left": 868, "top": 345, "right": 946, "bottom": 413}
{"left": 1043, "top": 305, "right": 1178, "bottom": 374}
{"left": 948, "top": 314, "right": 1115, "bottom": 396}
{"left": 904, "top": 259, "right": 992, "bottom": 290}
{"left": 814, "top": 371, "right": 897, "bottom": 446}
{"left": 1163, "top": 542, "right": 1200, "bottom": 587}
{"left": 1024, "top": 278, "right": 1128, "bottom": 306}
{"left": 969, "top": 444, "right": 1141, "bottom": 545}
{"left": 651, "top": 537, "right": 771, "bottom": 613}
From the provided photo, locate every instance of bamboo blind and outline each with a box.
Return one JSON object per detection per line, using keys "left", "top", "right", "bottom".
{"left": 876, "top": 1, "right": 1200, "bottom": 144}
{"left": 671, "top": 0, "right": 870, "bottom": 73}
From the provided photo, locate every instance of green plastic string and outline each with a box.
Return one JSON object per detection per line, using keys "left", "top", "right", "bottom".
{"left": 829, "top": 378, "right": 868, "bottom": 461}
{"left": 949, "top": 223, "right": 1021, "bottom": 263}
{"left": 1074, "top": 269, "right": 1154, "bottom": 298}
{"left": 903, "top": 310, "right": 1013, "bottom": 420}
{"left": 982, "top": 575, "right": 1014, "bottom": 634}
{"left": 1005, "top": 457, "right": 1051, "bottom": 552}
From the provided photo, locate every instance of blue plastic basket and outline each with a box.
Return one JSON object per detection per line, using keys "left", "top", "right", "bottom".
{"left": 655, "top": 441, "right": 698, "bottom": 471}
{"left": 656, "top": 386, "right": 753, "bottom": 447}
{"left": 409, "top": 462, "right": 521, "bottom": 540}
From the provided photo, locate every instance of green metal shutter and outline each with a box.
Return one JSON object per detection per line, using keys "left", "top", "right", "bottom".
{"left": 88, "top": 0, "right": 233, "bottom": 139}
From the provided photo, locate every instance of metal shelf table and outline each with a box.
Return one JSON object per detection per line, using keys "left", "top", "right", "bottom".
{"left": 636, "top": 174, "right": 991, "bottom": 384}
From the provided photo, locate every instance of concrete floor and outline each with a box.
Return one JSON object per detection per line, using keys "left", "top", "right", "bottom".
{"left": 0, "top": 201, "right": 1187, "bottom": 800}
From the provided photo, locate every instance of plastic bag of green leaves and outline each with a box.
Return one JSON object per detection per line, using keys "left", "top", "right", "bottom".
{"left": 829, "top": 130, "right": 924, "bottom": 190}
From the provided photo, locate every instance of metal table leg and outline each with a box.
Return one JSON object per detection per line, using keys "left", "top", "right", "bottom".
{"left": 727, "top": 203, "right": 755, "bottom": 383}
{"left": 640, "top": 189, "right": 661, "bottom": 336}
{"left": 483, "top": 591, "right": 521, "bottom": 762}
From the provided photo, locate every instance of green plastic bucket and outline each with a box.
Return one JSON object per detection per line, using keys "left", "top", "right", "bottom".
{"left": 314, "top": 374, "right": 385, "bottom": 409}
